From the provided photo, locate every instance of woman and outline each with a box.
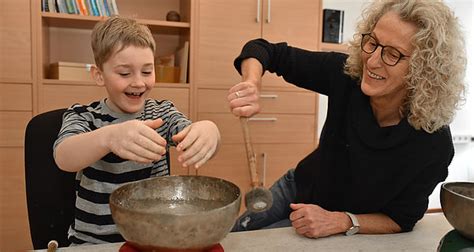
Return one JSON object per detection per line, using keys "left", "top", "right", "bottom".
{"left": 227, "top": 0, "right": 466, "bottom": 238}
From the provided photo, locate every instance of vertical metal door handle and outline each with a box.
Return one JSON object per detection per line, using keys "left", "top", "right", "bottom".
{"left": 256, "top": 0, "right": 261, "bottom": 23}
{"left": 266, "top": 0, "right": 271, "bottom": 23}
{"left": 261, "top": 152, "right": 267, "bottom": 186}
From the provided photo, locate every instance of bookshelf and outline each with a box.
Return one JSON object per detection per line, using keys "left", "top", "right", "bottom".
{"left": 36, "top": 0, "right": 193, "bottom": 115}
{"left": 41, "top": 13, "right": 191, "bottom": 29}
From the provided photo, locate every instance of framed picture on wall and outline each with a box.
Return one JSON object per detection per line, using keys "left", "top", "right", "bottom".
{"left": 322, "top": 9, "right": 344, "bottom": 44}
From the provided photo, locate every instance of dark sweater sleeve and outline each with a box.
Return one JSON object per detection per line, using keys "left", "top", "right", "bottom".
{"left": 233, "top": 38, "right": 348, "bottom": 96}
{"left": 380, "top": 130, "right": 453, "bottom": 231}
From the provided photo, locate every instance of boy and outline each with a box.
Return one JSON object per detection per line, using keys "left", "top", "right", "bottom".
{"left": 53, "top": 16, "right": 220, "bottom": 245}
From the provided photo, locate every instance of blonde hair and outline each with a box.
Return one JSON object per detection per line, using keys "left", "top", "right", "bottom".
{"left": 344, "top": 0, "right": 466, "bottom": 133}
{"left": 91, "top": 16, "right": 156, "bottom": 69}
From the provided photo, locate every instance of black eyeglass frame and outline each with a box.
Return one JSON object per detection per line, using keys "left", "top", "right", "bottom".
{"left": 360, "top": 33, "right": 410, "bottom": 66}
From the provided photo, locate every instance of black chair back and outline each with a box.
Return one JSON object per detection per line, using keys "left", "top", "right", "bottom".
{"left": 25, "top": 109, "right": 76, "bottom": 249}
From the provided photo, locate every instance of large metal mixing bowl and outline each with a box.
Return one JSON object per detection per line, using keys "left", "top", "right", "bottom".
{"left": 440, "top": 182, "right": 474, "bottom": 241}
{"left": 109, "top": 175, "right": 241, "bottom": 250}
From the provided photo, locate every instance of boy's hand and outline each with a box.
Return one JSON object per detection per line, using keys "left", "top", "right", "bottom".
{"left": 171, "top": 120, "right": 220, "bottom": 169}
{"left": 106, "top": 118, "right": 167, "bottom": 163}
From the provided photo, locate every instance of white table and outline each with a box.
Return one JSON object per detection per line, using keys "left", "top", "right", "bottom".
{"left": 36, "top": 213, "right": 453, "bottom": 252}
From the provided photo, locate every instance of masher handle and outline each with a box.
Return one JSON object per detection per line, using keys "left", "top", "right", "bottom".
{"left": 240, "top": 117, "right": 260, "bottom": 188}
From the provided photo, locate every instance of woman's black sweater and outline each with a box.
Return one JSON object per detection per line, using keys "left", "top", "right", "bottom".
{"left": 234, "top": 38, "right": 453, "bottom": 231}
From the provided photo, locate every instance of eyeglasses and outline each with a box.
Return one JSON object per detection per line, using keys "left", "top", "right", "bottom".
{"left": 361, "top": 33, "right": 410, "bottom": 66}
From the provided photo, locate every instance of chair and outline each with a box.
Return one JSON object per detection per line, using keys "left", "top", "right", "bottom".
{"left": 25, "top": 108, "right": 76, "bottom": 249}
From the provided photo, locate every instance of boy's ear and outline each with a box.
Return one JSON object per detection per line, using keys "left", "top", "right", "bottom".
{"left": 90, "top": 65, "right": 104, "bottom": 86}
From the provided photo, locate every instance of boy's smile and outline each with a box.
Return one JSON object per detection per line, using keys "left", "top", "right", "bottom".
{"left": 96, "top": 45, "right": 156, "bottom": 114}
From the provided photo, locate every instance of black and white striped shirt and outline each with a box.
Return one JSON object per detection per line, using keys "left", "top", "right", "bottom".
{"left": 53, "top": 99, "right": 191, "bottom": 245}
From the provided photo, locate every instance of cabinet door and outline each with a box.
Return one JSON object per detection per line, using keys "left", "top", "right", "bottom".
{"left": 196, "top": 0, "right": 321, "bottom": 90}
{"left": 198, "top": 88, "right": 317, "bottom": 114}
{"left": 261, "top": 0, "right": 321, "bottom": 89}
{"left": 0, "top": 112, "right": 31, "bottom": 147}
{"left": 195, "top": 0, "right": 261, "bottom": 88}
{"left": 199, "top": 112, "right": 316, "bottom": 144}
{"left": 0, "top": 0, "right": 31, "bottom": 81}
{"left": 0, "top": 83, "right": 32, "bottom": 111}
{"left": 0, "top": 148, "right": 32, "bottom": 251}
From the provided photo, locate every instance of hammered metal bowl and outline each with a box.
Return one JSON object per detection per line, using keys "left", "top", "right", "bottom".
{"left": 110, "top": 175, "right": 241, "bottom": 250}
{"left": 440, "top": 182, "right": 474, "bottom": 241}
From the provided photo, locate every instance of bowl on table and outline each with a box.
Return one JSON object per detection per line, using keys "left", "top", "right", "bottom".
{"left": 440, "top": 182, "right": 474, "bottom": 241}
{"left": 110, "top": 175, "right": 241, "bottom": 251}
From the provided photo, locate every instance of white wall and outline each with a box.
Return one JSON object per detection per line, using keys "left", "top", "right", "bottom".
{"left": 322, "top": 0, "right": 474, "bottom": 209}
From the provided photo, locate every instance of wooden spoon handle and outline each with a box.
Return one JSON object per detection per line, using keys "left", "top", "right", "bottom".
{"left": 240, "top": 117, "right": 259, "bottom": 188}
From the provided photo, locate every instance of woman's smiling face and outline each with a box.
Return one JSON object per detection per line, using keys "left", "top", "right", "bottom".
{"left": 360, "top": 11, "right": 418, "bottom": 103}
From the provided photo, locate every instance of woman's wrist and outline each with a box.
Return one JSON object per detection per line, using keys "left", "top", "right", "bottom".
{"left": 338, "top": 211, "right": 353, "bottom": 234}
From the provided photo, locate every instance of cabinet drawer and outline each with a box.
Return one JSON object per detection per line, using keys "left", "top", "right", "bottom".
{"left": 0, "top": 111, "right": 31, "bottom": 147}
{"left": 199, "top": 113, "right": 316, "bottom": 144}
{"left": 0, "top": 83, "right": 32, "bottom": 111}
{"left": 198, "top": 88, "right": 317, "bottom": 114}
{"left": 259, "top": 91, "right": 316, "bottom": 114}
{"left": 41, "top": 85, "right": 190, "bottom": 116}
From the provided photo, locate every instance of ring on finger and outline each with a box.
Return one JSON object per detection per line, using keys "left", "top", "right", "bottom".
{"left": 235, "top": 91, "right": 241, "bottom": 98}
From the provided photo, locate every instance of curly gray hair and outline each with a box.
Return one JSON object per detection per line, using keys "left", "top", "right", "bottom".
{"left": 344, "top": 0, "right": 466, "bottom": 133}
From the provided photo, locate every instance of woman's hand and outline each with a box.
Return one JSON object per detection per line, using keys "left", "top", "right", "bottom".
{"left": 171, "top": 120, "right": 221, "bottom": 169}
{"left": 289, "top": 203, "right": 350, "bottom": 238}
{"left": 105, "top": 118, "right": 167, "bottom": 163}
{"left": 228, "top": 58, "right": 263, "bottom": 117}
{"left": 227, "top": 80, "right": 261, "bottom": 117}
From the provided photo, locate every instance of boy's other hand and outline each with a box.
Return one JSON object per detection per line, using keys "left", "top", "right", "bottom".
{"left": 172, "top": 120, "right": 220, "bottom": 169}
{"left": 106, "top": 119, "right": 167, "bottom": 163}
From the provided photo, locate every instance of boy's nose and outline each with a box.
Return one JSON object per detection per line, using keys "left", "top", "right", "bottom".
{"left": 130, "top": 77, "right": 146, "bottom": 87}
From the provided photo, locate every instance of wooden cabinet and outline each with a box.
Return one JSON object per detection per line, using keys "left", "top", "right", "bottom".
{"left": 0, "top": 0, "right": 33, "bottom": 250}
{"left": 194, "top": 0, "right": 320, "bottom": 210}
{"left": 195, "top": 0, "right": 321, "bottom": 89}
{"left": 0, "top": 0, "right": 32, "bottom": 81}
{"left": 0, "top": 96, "right": 32, "bottom": 252}
{"left": 0, "top": 0, "right": 326, "bottom": 250}
{"left": 0, "top": 147, "right": 32, "bottom": 251}
{"left": 36, "top": 0, "right": 193, "bottom": 114}
{"left": 1, "top": 1, "right": 195, "bottom": 250}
